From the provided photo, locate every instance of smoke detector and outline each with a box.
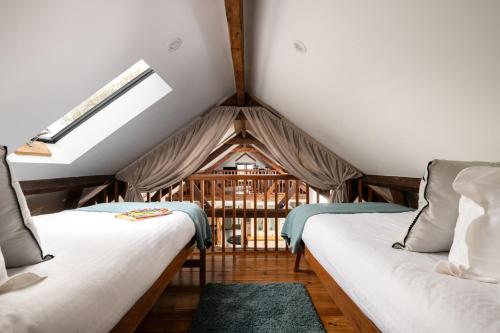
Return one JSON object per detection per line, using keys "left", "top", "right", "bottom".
{"left": 168, "top": 37, "right": 183, "bottom": 52}
{"left": 293, "top": 40, "right": 307, "bottom": 53}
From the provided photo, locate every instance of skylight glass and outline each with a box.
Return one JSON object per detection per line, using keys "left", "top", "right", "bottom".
{"left": 38, "top": 60, "right": 151, "bottom": 142}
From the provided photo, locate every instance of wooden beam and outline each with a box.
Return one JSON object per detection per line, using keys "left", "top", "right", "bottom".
{"left": 250, "top": 150, "right": 286, "bottom": 175}
{"left": 220, "top": 93, "right": 238, "bottom": 106}
{"left": 224, "top": 0, "right": 245, "bottom": 106}
{"left": 225, "top": 136, "right": 261, "bottom": 145}
{"left": 203, "top": 146, "right": 242, "bottom": 172}
{"left": 234, "top": 147, "right": 258, "bottom": 153}
{"left": 198, "top": 143, "right": 235, "bottom": 171}
{"left": 362, "top": 175, "right": 420, "bottom": 192}
{"left": 21, "top": 175, "right": 114, "bottom": 195}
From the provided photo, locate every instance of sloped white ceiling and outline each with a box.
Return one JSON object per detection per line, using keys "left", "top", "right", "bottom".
{"left": 245, "top": 0, "right": 500, "bottom": 177}
{"left": 0, "top": 0, "right": 234, "bottom": 180}
{"left": 3, "top": 0, "right": 500, "bottom": 180}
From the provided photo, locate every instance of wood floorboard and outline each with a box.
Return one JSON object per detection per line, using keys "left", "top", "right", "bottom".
{"left": 136, "top": 252, "right": 355, "bottom": 333}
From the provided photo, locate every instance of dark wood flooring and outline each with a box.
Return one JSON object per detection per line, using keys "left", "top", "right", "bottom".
{"left": 136, "top": 251, "right": 355, "bottom": 333}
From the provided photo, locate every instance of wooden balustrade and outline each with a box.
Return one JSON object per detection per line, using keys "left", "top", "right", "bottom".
{"left": 140, "top": 174, "right": 318, "bottom": 252}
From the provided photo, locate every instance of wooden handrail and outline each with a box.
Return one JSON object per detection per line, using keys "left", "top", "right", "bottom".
{"left": 188, "top": 174, "right": 297, "bottom": 180}
{"left": 140, "top": 174, "right": 315, "bottom": 253}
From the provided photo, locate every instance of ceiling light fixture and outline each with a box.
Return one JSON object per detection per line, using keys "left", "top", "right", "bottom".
{"left": 293, "top": 40, "right": 307, "bottom": 53}
{"left": 168, "top": 37, "right": 183, "bottom": 52}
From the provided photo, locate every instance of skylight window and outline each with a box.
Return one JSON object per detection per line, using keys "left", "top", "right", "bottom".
{"left": 10, "top": 59, "right": 171, "bottom": 165}
{"left": 37, "top": 60, "right": 152, "bottom": 143}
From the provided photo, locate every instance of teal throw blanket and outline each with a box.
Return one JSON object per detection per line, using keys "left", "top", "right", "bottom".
{"left": 77, "top": 202, "right": 212, "bottom": 250}
{"left": 282, "top": 202, "right": 414, "bottom": 253}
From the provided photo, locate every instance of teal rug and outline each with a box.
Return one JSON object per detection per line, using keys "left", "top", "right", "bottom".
{"left": 189, "top": 283, "right": 325, "bottom": 333}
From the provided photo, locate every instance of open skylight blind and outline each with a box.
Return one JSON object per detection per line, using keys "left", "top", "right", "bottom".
{"left": 37, "top": 60, "right": 152, "bottom": 143}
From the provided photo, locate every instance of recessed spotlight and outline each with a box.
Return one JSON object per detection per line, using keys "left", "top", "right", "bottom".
{"left": 293, "top": 40, "right": 307, "bottom": 53}
{"left": 168, "top": 37, "right": 183, "bottom": 52}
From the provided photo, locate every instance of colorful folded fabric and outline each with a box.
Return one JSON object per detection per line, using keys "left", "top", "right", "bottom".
{"left": 115, "top": 208, "right": 172, "bottom": 221}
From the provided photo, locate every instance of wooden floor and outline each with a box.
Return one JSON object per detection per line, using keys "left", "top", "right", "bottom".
{"left": 136, "top": 251, "right": 355, "bottom": 333}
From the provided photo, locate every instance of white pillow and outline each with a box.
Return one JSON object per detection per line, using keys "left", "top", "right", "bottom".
{"left": 0, "top": 246, "right": 46, "bottom": 294}
{"left": 434, "top": 166, "right": 500, "bottom": 283}
{"left": 394, "top": 159, "right": 500, "bottom": 252}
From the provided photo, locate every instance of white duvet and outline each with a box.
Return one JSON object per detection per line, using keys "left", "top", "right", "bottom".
{"left": 0, "top": 210, "right": 195, "bottom": 333}
{"left": 302, "top": 212, "right": 500, "bottom": 333}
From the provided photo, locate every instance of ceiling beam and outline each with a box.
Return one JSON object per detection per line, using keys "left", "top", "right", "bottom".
{"left": 198, "top": 143, "right": 235, "bottom": 172}
{"left": 203, "top": 146, "right": 242, "bottom": 172}
{"left": 20, "top": 175, "right": 114, "bottom": 195}
{"left": 224, "top": 0, "right": 245, "bottom": 106}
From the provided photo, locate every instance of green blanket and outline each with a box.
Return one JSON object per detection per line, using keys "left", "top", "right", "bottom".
{"left": 77, "top": 202, "right": 212, "bottom": 250}
{"left": 282, "top": 202, "right": 414, "bottom": 253}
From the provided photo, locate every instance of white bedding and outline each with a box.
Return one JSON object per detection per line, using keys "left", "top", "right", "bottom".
{"left": 302, "top": 212, "right": 500, "bottom": 333}
{"left": 0, "top": 210, "right": 195, "bottom": 333}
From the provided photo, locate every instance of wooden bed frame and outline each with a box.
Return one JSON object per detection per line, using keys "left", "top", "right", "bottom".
{"left": 304, "top": 246, "right": 380, "bottom": 333}
{"left": 111, "top": 238, "right": 206, "bottom": 333}
{"left": 296, "top": 174, "right": 420, "bottom": 332}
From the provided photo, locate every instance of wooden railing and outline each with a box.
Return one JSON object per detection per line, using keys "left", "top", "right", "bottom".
{"left": 213, "top": 169, "right": 279, "bottom": 175}
{"left": 141, "top": 174, "right": 320, "bottom": 252}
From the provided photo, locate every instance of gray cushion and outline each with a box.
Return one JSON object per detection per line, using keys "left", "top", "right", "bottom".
{"left": 0, "top": 146, "right": 52, "bottom": 267}
{"left": 393, "top": 159, "right": 500, "bottom": 252}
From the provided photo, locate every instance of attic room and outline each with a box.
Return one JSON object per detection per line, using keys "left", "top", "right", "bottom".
{"left": 1, "top": 0, "right": 499, "bottom": 332}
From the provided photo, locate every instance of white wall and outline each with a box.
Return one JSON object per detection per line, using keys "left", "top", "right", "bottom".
{"left": 245, "top": 0, "right": 500, "bottom": 177}
{"left": 0, "top": 0, "right": 234, "bottom": 180}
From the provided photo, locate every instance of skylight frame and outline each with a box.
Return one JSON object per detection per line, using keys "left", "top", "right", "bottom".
{"left": 37, "top": 67, "right": 155, "bottom": 144}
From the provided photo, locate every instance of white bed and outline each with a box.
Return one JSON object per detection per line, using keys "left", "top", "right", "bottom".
{"left": 0, "top": 210, "right": 196, "bottom": 333}
{"left": 302, "top": 212, "right": 500, "bottom": 333}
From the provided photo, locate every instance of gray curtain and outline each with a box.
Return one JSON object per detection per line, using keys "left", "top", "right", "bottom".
{"left": 242, "top": 107, "right": 363, "bottom": 202}
{"left": 116, "top": 106, "right": 240, "bottom": 201}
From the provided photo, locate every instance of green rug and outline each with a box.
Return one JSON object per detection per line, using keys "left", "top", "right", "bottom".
{"left": 189, "top": 283, "right": 325, "bottom": 333}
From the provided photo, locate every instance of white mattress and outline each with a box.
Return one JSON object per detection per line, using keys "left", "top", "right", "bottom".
{"left": 302, "top": 212, "right": 500, "bottom": 333}
{"left": 0, "top": 210, "right": 196, "bottom": 333}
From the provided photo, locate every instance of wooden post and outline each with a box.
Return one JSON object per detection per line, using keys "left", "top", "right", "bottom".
{"left": 211, "top": 180, "right": 216, "bottom": 251}
{"left": 199, "top": 249, "right": 206, "bottom": 287}
{"left": 222, "top": 180, "right": 226, "bottom": 252}
{"left": 113, "top": 181, "right": 119, "bottom": 202}
{"left": 200, "top": 180, "right": 205, "bottom": 209}
{"left": 232, "top": 180, "right": 236, "bottom": 251}
{"left": 190, "top": 180, "right": 194, "bottom": 203}
{"left": 253, "top": 179, "right": 257, "bottom": 250}
{"left": 294, "top": 252, "right": 302, "bottom": 272}
{"left": 180, "top": 181, "right": 184, "bottom": 202}
{"left": 274, "top": 179, "right": 278, "bottom": 251}
{"left": 264, "top": 180, "right": 268, "bottom": 252}
{"left": 243, "top": 179, "right": 247, "bottom": 251}
{"left": 285, "top": 179, "right": 289, "bottom": 251}
{"left": 306, "top": 183, "right": 310, "bottom": 204}
{"left": 64, "top": 189, "right": 83, "bottom": 210}
{"left": 357, "top": 178, "right": 363, "bottom": 203}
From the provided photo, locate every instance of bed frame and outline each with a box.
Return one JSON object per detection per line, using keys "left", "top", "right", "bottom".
{"left": 304, "top": 246, "right": 380, "bottom": 333}
{"left": 111, "top": 238, "right": 206, "bottom": 333}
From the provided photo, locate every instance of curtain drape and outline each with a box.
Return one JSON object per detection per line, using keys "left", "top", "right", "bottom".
{"left": 242, "top": 107, "right": 363, "bottom": 202}
{"left": 116, "top": 106, "right": 240, "bottom": 201}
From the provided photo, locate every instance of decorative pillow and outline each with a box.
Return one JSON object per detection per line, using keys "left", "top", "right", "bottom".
{"left": 434, "top": 166, "right": 500, "bottom": 282}
{"left": 0, "top": 245, "right": 46, "bottom": 294}
{"left": 0, "top": 146, "right": 52, "bottom": 267}
{"left": 393, "top": 159, "right": 500, "bottom": 252}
